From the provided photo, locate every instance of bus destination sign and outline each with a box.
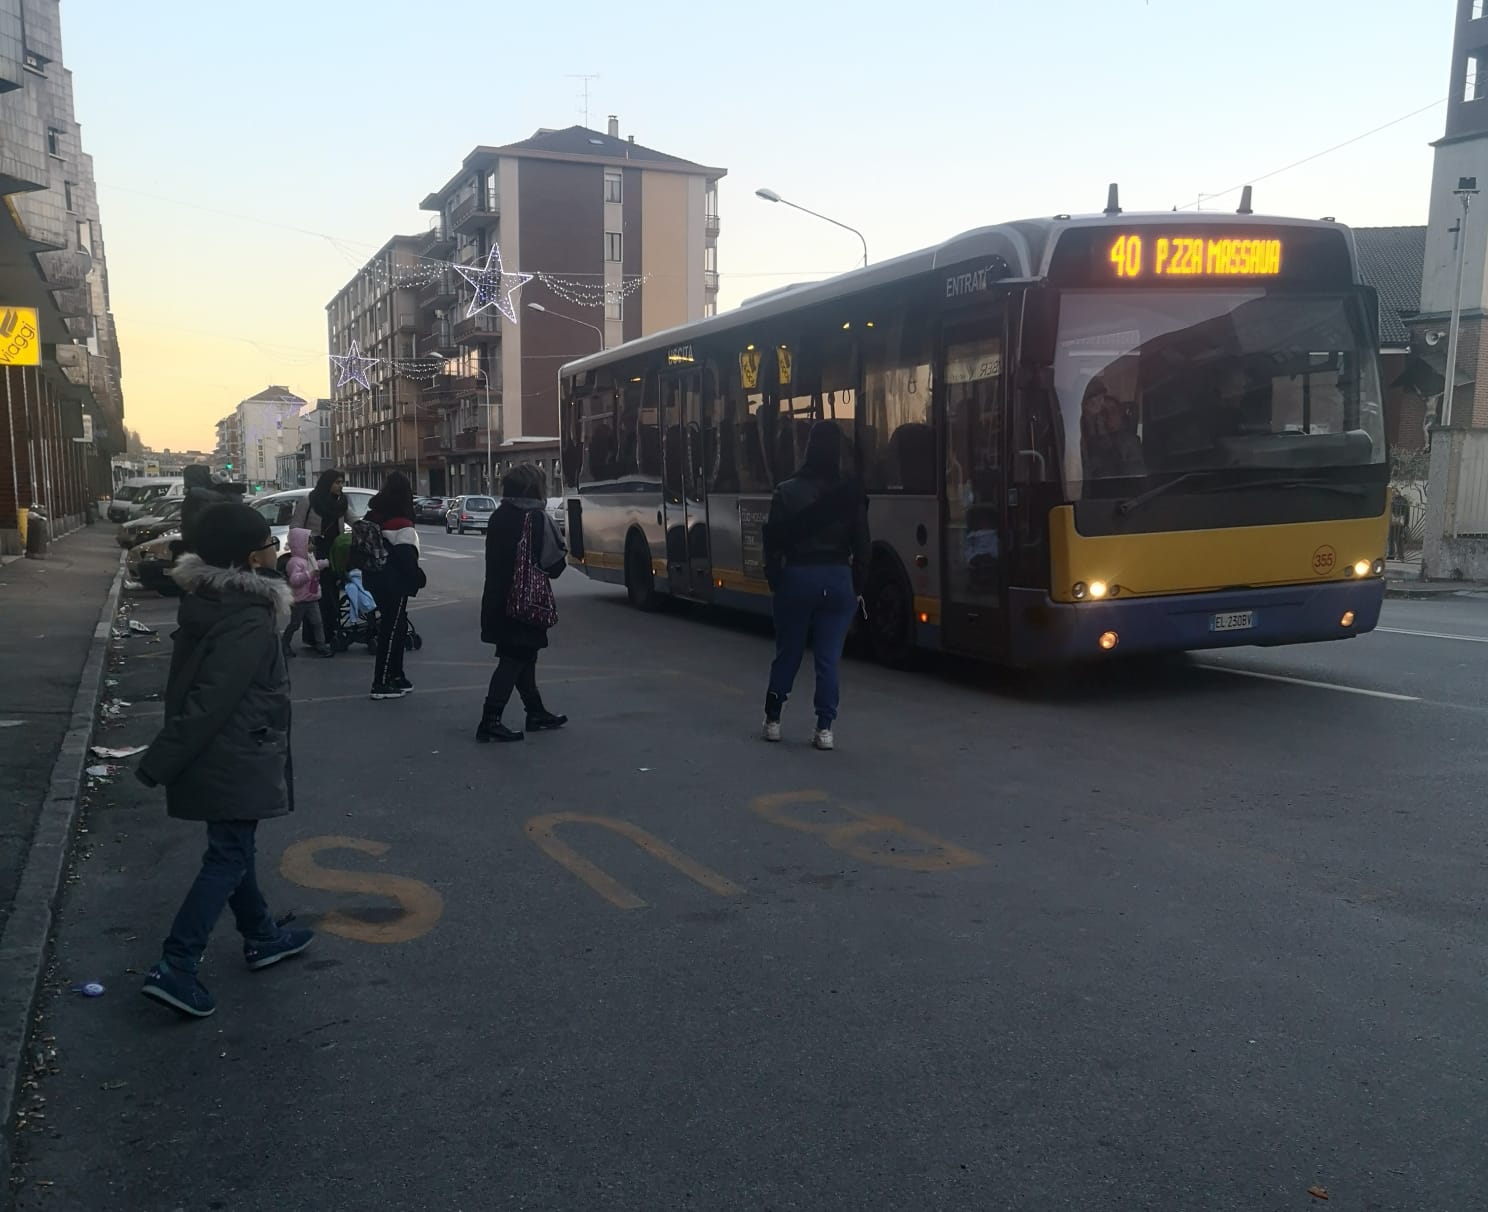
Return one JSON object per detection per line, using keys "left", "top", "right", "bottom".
{"left": 1107, "top": 233, "right": 1283, "bottom": 280}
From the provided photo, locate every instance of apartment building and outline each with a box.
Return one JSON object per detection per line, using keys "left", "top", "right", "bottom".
{"left": 0, "top": 0, "right": 126, "bottom": 550}
{"left": 324, "top": 119, "right": 723, "bottom": 497}
{"left": 325, "top": 235, "right": 424, "bottom": 491}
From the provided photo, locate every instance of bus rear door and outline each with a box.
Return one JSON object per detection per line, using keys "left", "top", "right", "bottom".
{"left": 938, "top": 310, "right": 1010, "bottom": 660}
{"left": 660, "top": 370, "right": 712, "bottom": 600}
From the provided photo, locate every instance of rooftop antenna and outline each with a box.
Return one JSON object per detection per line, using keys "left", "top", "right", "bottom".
{"left": 566, "top": 73, "right": 600, "bottom": 128}
{"left": 1237, "top": 185, "right": 1254, "bottom": 215}
{"left": 1104, "top": 183, "right": 1121, "bottom": 216}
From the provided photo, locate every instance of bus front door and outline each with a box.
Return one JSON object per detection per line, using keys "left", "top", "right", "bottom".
{"left": 661, "top": 371, "right": 712, "bottom": 600}
{"left": 939, "top": 316, "right": 1010, "bottom": 660}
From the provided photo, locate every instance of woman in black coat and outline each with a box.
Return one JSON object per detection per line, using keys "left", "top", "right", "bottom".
{"left": 291, "top": 468, "right": 352, "bottom": 649}
{"left": 476, "top": 463, "right": 567, "bottom": 743}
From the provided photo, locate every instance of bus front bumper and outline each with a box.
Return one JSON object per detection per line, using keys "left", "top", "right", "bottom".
{"left": 1011, "top": 579, "right": 1386, "bottom": 663}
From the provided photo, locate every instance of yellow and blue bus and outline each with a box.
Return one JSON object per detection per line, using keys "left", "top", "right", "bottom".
{"left": 558, "top": 202, "right": 1390, "bottom": 665}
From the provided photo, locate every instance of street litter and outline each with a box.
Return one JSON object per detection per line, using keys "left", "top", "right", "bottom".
{"left": 100, "top": 699, "right": 131, "bottom": 718}
{"left": 127, "top": 619, "right": 156, "bottom": 635}
{"left": 85, "top": 764, "right": 118, "bottom": 778}
{"left": 90, "top": 745, "right": 147, "bottom": 759}
{"left": 71, "top": 982, "right": 105, "bottom": 997}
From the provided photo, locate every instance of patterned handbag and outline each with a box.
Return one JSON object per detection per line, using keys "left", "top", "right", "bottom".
{"left": 507, "top": 511, "right": 558, "bottom": 628}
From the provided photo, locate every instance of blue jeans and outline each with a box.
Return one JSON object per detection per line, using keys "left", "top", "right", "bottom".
{"left": 162, "top": 820, "right": 278, "bottom": 973}
{"left": 768, "top": 563, "right": 857, "bottom": 728}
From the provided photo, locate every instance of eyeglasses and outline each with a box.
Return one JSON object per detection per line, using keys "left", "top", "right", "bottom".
{"left": 253, "top": 539, "right": 278, "bottom": 552}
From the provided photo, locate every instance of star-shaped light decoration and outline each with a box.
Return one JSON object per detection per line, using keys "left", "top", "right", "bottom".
{"left": 330, "top": 339, "right": 377, "bottom": 390}
{"left": 454, "top": 243, "right": 534, "bottom": 325}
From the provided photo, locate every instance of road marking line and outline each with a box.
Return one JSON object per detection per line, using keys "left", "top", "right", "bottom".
{"left": 1196, "top": 664, "right": 1419, "bottom": 701}
{"left": 279, "top": 836, "right": 444, "bottom": 944}
{"left": 419, "top": 550, "right": 473, "bottom": 561}
{"left": 1377, "top": 626, "right": 1488, "bottom": 644}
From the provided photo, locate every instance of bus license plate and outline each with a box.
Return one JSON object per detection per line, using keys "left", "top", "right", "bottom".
{"left": 1210, "top": 610, "right": 1255, "bottom": 633}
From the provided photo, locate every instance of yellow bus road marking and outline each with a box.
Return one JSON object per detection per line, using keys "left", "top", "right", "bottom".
{"left": 279, "top": 836, "right": 444, "bottom": 944}
{"left": 1195, "top": 665, "right": 1419, "bottom": 702}
{"left": 1377, "top": 626, "right": 1488, "bottom": 644}
{"left": 750, "top": 790, "right": 984, "bottom": 872}
{"left": 525, "top": 813, "right": 745, "bottom": 910}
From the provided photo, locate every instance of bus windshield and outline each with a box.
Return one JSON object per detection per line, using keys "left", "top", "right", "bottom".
{"left": 1053, "top": 290, "right": 1385, "bottom": 499}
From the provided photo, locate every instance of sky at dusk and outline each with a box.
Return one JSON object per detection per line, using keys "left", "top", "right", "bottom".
{"left": 63, "top": 0, "right": 1456, "bottom": 452}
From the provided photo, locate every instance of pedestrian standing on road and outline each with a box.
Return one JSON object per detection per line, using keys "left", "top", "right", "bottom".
{"left": 135, "top": 502, "right": 314, "bottom": 1019}
{"left": 362, "top": 471, "right": 425, "bottom": 700}
{"left": 282, "top": 526, "right": 331, "bottom": 658}
{"left": 292, "top": 468, "right": 353, "bottom": 652}
{"left": 476, "top": 462, "right": 568, "bottom": 743}
{"left": 761, "top": 420, "right": 870, "bottom": 751}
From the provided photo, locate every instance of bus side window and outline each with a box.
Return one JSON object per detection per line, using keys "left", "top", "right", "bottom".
{"left": 861, "top": 316, "right": 934, "bottom": 493}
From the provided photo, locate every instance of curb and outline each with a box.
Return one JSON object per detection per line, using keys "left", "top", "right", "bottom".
{"left": 0, "top": 551, "right": 125, "bottom": 1184}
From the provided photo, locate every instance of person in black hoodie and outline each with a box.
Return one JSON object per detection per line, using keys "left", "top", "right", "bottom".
{"left": 291, "top": 468, "right": 353, "bottom": 650}
{"left": 475, "top": 463, "right": 568, "bottom": 742}
{"left": 761, "top": 421, "right": 870, "bottom": 751}
{"left": 136, "top": 502, "right": 314, "bottom": 1018}
{"left": 363, "top": 471, "right": 425, "bottom": 700}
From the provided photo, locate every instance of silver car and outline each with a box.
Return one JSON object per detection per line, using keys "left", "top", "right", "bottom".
{"left": 248, "top": 485, "right": 377, "bottom": 559}
{"left": 445, "top": 495, "right": 496, "bottom": 534}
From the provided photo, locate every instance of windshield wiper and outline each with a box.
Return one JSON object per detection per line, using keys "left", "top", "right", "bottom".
{"left": 1115, "top": 472, "right": 1214, "bottom": 516}
{"left": 1117, "top": 473, "right": 1366, "bottom": 517}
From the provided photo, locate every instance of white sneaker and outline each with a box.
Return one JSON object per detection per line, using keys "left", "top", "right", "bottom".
{"left": 762, "top": 718, "right": 782, "bottom": 743}
{"left": 813, "top": 728, "right": 834, "bottom": 751}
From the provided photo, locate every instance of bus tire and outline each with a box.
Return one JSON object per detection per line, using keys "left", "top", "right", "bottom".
{"left": 864, "top": 558, "right": 915, "bottom": 669}
{"left": 625, "top": 533, "right": 661, "bottom": 611}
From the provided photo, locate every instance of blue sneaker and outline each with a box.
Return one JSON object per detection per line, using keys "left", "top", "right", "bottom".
{"left": 141, "top": 961, "right": 216, "bottom": 1018}
{"left": 244, "top": 927, "right": 315, "bottom": 971}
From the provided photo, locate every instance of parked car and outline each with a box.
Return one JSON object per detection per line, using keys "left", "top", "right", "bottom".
{"left": 416, "top": 496, "right": 451, "bottom": 524}
{"left": 546, "top": 496, "right": 568, "bottom": 544}
{"left": 116, "top": 497, "right": 184, "bottom": 548}
{"left": 127, "top": 528, "right": 180, "bottom": 594}
{"left": 108, "top": 477, "right": 183, "bottom": 523}
{"left": 445, "top": 495, "right": 496, "bottom": 534}
{"left": 248, "top": 484, "right": 377, "bottom": 559}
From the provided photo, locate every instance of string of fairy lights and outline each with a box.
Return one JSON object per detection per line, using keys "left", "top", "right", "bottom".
{"left": 328, "top": 240, "right": 639, "bottom": 393}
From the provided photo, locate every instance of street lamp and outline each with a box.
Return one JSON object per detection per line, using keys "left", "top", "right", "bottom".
{"left": 755, "top": 187, "right": 868, "bottom": 268}
{"left": 1440, "top": 176, "right": 1480, "bottom": 430}
{"left": 526, "top": 301, "right": 605, "bottom": 350}
{"left": 475, "top": 367, "right": 494, "bottom": 493}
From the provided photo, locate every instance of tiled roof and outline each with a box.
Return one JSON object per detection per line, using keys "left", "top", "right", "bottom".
{"left": 1353, "top": 226, "right": 1426, "bottom": 348}
{"left": 497, "top": 125, "right": 722, "bottom": 175}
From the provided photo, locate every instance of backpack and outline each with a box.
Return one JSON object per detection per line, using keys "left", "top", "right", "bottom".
{"left": 349, "top": 517, "right": 388, "bottom": 573}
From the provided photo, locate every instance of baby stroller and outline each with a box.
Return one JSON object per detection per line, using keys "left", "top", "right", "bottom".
{"left": 332, "top": 540, "right": 423, "bottom": 655}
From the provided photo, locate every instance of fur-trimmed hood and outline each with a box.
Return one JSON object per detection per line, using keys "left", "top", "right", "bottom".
{"left": 170, "top": 553, "right": 293, "bottom": 632}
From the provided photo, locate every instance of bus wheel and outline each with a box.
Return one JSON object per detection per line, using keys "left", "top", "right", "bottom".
{"left": 865, "top": 561, "right": 915, "bottom": 668}
{"left": 625, "top": 535, "right": 661, "bottom": 611}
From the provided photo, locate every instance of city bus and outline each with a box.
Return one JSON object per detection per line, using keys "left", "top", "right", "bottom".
{"left": 557, "top": 199, "right": 1390, "bottom": 666}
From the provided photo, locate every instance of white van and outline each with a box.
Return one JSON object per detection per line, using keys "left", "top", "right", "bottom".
{"left": 108, "top": 477, "right": 183, "bottom": 523}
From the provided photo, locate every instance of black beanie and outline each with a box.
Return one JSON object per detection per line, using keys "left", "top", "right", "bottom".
{"left": 194, "top": 502, "right": 271, "bottom": 569}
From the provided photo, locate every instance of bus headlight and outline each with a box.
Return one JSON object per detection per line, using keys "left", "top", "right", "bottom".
{"left": 1351, "top": 560, "right": 1371, "bottom": 577}
{"left": 1371, "top": 558, "right": 1385, "bottom": 576}
{"left": 1072, "top": 581, "right": 1088, "bottom": 600}
{"left": 1088, "top": 580, "right": 1109, "bottom": 599}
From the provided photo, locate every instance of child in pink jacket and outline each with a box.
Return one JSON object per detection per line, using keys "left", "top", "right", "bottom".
{"left": 283, "top": 527, "right": 331, "bottom": 657}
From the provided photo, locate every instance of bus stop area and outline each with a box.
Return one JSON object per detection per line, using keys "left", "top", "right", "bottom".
{"left": 7, "top": 526, "right": 1488, "bottom": 1209}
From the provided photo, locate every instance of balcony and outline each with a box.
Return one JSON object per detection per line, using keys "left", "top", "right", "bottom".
{"left": 418, "top": 270, "right": 458, "bottom": 309}
{"left": 393, "top": 311, "right": 418, "bottom": 333}
{"left": 451, "top": 193, "right": 500, "bottom": 234}
{"left": 453, "top": 430, "right": 487, "bottom": 452}
{"left": 705, "top": 212, "right": 721, "bottom": 238}
{"left": 453, "top": 312, "right": 501, "bottom": 343}
{"left": 423, "top": 323, "right": 457, "bottom": 357}
{"left": 416, "top": 224, "right": 454, "bottom": 259}
{"left": 703, "top": 269, "right": 720, "bottom": 292}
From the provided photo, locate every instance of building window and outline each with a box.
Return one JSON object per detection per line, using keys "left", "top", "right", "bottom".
{"left": 705, "top": 182, "right": 719, "bottom": 217}
{"left": 604, "top": 171, "right": 622, "bottom": 204}
{"left": 704, "top": 245, "right": 718, "bottom": 272}
{"left": 605, "top": 292, "right": 623, "bottom": 322}
{"left": 1475, "top": 0, "right": 1486, "bottom": 19}
{"left": 604, "top": 232, "right": 623, "bottom": 262}
{"left": 1468, "top": 54, "right": 1484, "bottom": 103}
{"left": 46, "top": 127, "right": 61, "bottom": 158}
{"left": 63, "top": 181, "right": 73, "bottom": 212}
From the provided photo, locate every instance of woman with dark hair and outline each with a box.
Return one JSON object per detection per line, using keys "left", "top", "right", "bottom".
{"left": 476, "top": 462, "right": 568, "bottom": 743}
{"left": 761, "top": 421, "right": 870, "bottom": 751}
{"left": 291, "top": 468, "right": 353, "bottom": 650}
{"left": 363, "top": 471, "right": 425, "bottom": 701}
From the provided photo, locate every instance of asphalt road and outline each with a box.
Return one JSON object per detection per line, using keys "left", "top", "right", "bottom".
{"left": 11, "top": 526, "right": 1488, "bottom": 1211}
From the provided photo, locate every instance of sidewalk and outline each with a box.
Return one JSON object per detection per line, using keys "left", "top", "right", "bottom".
{"left": 0, "top": 524, "right": 122, "bottom": 1180}
{"left": 1385, "top": 557, "right": 1488, "bottom": 599}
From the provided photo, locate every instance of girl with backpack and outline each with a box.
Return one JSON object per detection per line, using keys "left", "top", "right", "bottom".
{"left": 476, "top": 463, "right": 568, "bottom": 742}
{"left": 359, "top": 472, "right": 426, "bottom": 700}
